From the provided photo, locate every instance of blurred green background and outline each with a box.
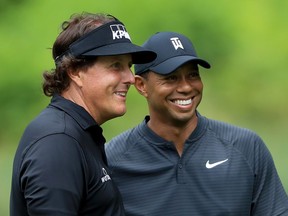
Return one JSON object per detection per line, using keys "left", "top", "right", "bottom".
{"left": 1, "top": 0, "right": 287, "bottom": 215}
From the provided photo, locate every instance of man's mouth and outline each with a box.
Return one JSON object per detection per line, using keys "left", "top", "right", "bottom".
{"left": 171, "top": 98, "right": 192, "bottom": 106}
{"left": 115, "top": 92, "right": 127, "bottom": 97}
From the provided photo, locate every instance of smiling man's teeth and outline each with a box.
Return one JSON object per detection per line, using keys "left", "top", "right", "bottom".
{"left": 115, "top": 92, "right": 126, "bottom": 97}
{"left": 173, "top": 99, "right": 192, "bottom": 105}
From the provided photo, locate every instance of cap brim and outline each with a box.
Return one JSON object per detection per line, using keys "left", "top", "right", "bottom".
{"left": 150, "top": 55, "right": 210, "bottom": 75}
{"left": 81, "top": 42, "right": 157, "bottom": 64}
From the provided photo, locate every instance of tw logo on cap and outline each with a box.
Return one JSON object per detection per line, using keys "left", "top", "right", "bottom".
{"left": 110, "top": 24, "right": 131, "bottom": 41}
{"left": 170, "top": 37, "right": 184, "bottom": 50}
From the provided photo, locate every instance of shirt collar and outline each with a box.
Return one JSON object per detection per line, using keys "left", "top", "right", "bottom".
{"left": 140, "top": 111, "right": 207, "bottom": 144}
{"left": 49, "top": 94, "right": 99, "bottom": 131}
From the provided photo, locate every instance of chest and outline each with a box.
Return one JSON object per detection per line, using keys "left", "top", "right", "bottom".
{"left": 114, "top": 140, "right": 254, "bottom": 215}
{"left": 78, "top": 134, "right": 123, "bottom": 214}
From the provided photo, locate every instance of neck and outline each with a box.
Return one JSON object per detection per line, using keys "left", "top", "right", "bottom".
{"left": 147, "top": 115, "right": 198, "bottom": 156}
{"left": 61, "top": 86, "right": 102, "bottom": 125}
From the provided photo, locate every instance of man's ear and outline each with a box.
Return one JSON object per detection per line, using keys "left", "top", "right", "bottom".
{"left": 134, "top": 75, "right": 148, "bottom": 98}
{"left": 67, "top": 69, "right": 83, "bottom": 88}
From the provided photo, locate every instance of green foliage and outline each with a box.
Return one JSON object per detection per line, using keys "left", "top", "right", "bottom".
{"left": 1, "top": 0, "right": 287, "bottom": 215}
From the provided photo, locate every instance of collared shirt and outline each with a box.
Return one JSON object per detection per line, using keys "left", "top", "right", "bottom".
{"left": 106, "top": 113, "right": 288, "bottom": 216}
{"left": 10, "top": 94, "right": 125, "bottom": 216}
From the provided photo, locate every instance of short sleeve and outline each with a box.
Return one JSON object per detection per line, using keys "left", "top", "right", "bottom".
{"left": 20, "top": 134, "right": 87, "bottom": 215}
{"left": 251, "top": 135, "right": 288, "bottom": 215}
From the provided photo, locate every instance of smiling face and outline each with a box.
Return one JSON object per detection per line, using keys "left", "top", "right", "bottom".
{"left": 64, "top": 54, "right": 135, "bottom": 125}
{"left": 135, "top": 61, "right": 203, "bottom": 128}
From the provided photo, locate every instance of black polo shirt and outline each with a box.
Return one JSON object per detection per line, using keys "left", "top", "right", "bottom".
{"left": 10, "top": 94, "right": 125, "bottom": 215}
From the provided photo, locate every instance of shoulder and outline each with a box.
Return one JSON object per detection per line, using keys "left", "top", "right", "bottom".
{"left": 201, "top": 116, "right": 269, "bottom": 158}
{"left": 24, "top": 107, "right": 66, "bottom": 139}
{"left": 105, "top": 127, "right": 138, "bottom": 152}
{"left": 105, "top": 122, "right": 144, "bottom": 165}
{"left": 24, "top": 106, "right": 88, "bottom": 144}
{"left": 17, "top": 108, "right": 89, "bottom": 169}
{"left": 205, "top": 117, "right": 263, "bottom": 144}
{"left": 204, "top": 116, "right": 274, "bottom": 165}
{"left": 201, "top": 116, "right": 280, "bottom": 177}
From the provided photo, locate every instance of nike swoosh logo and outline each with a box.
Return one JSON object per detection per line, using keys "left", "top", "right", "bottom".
{"left": 206, "top": 158, "right": 228, "bottom": 169}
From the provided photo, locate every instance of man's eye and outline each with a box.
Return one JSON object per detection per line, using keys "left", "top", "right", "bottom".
{"left": 190, "top": 72, "right": 200, "bottom": 77}
{"left": 166, "top": 75, "right": 177, "bottom": 81}
{"left": 111, "top": 62, "right": 121, "bottom": 69}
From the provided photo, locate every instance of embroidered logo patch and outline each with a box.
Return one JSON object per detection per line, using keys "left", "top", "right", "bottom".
{"left": 110, "top": 24, "right": 131, "bottom": 41}
{"left": 101, "top": 168, "right": 111, "bottom": 183}
{"left": 206, "top": 158, "right": 228, "bottom": 169}
{"left": 170, "top": 37, "right": 184, "bottom": 50}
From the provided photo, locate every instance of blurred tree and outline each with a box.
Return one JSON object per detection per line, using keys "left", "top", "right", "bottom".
{"left": 0, "top": 0, "right": 27, "bottom": 12}
{"left": 1, "top": 1, "right": 287, "bottom": 215}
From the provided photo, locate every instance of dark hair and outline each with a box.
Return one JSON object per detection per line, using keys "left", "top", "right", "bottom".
{"left": 42, "top": 12, "right": 115, "bottom": 97}
{"left": 138, "top": 71, "right": 150, "bottom": 80}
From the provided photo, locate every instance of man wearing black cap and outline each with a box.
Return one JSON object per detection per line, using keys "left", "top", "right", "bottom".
{"left": 105, "top": 32, "right": 288, "bottom": 215}
{"left": 10, "top": 12, "right": 156, "bottom": 215}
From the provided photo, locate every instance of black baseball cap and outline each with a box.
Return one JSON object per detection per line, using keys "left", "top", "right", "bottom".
{"left": 134, "top": 31, "right": 210, "bottom": 75}
{"left": 55, "top": 20, "right": 157, "bottom": 64}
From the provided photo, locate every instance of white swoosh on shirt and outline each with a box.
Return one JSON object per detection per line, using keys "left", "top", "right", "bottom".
{"left": 206, "top": 158, "right": 228, "bottom": 169}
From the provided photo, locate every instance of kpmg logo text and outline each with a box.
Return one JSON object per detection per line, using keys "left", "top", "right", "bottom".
{"left": 110, "top": 24, "right": 131, "bottom": 40}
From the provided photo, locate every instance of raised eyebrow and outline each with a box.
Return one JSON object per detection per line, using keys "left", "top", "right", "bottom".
{"left": 156, "top": 74, "right": 171, "bottom": 80}
{"left": 190, "top": 70, "right": 200, "bottom": 74}
{"left": 164, "top": 75, "right": 178, "bottom": 80}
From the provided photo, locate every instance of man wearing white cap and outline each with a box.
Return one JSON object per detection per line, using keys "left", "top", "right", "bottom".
{"left": 106, "top": 31, "right": 288, "bottom": 215}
